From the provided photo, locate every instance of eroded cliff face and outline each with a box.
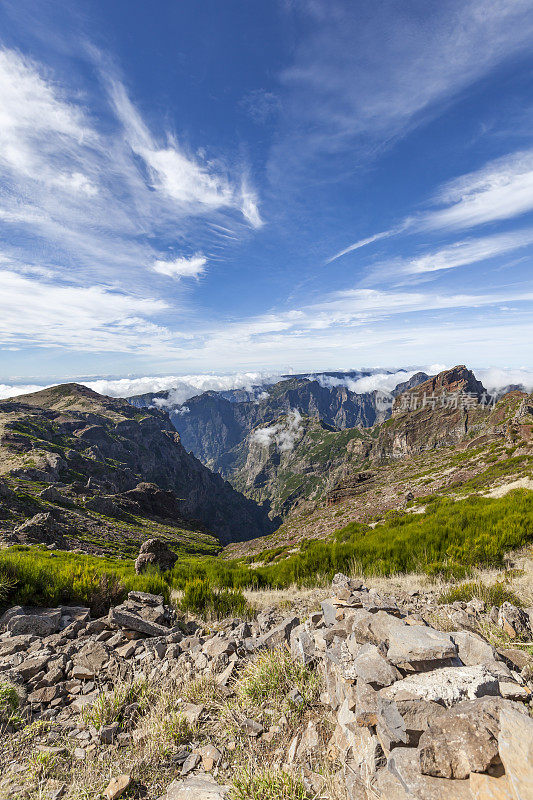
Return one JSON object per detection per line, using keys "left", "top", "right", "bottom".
{"left": 128, "top": 374, "right": 423, "bottom": 474}
{"left": 0, "top": 384, "right": 274, "bottom": 548}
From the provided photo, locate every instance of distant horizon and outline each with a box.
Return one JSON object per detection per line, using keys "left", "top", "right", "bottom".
{"left": 2, "top": 363, "right": 533, "bottom": 403}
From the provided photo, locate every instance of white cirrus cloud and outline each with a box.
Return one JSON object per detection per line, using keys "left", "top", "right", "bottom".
{"left": 152, "top": 254, "right": 207, "bottom": 279}
{"left": 108, "top": 79, "right": 262, "bottom": 227}
{"left": 0, "top": 269, "right": 174, "bottom": 353}
{"left": 423, "top": 150, "right": 533, "bottom": 231}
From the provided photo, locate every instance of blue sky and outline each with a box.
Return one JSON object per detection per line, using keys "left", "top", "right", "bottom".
{"left": 0, "top": 0, "right": 532, "bottom": 387}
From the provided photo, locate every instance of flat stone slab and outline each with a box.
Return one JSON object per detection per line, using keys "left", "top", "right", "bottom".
{"left": 164, "top": 775, "right": 230, "bottom": 799}
{"left": 387, "top": 625, "right": 457, "bottom": 668}
{"left": 381, "top": 666, "right": 500, "bottom": 707}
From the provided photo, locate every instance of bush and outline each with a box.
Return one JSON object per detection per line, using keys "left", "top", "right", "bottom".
{"left": 82, "top": 678, "right": 151, "bottom": 728}
{"left": 235, "top": 648, "right": 321, "bottom": 709}
{"left": 231, "top": 768, "right": 309, "bottom": 800}
{"left": 0, "top": 681, "right": 23, "bottom": 728}
{"left": 0, "top": 547, "right": 169, "bottom": 613}
{"left": 438, "top": 580, "right": 523, "bottom": 607}
{"left": 179, "top": 578, "right": 253, "bottom": 619}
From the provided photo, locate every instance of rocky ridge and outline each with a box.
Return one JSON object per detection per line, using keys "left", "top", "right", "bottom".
{"left": 225, "top": 369, "right": 533, "bottom": 558}
{"left": 0, "top": 384, "right": 274, "bottom": 549}
{"left": 128, "top": 372, "right": 430, "bottom": 476}
{"left": 0, "top": 574, "right": 532, "bottom": 798}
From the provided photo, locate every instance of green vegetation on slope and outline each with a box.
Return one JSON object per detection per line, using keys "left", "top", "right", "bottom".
{"left": 0, "top": 546, "right": 169, "bottom": 613}
{"left": 169, "top": 489, "right": 533, "bottom": 588}
{"left": 1, "top": 490, "right": 531, "bottom": 612}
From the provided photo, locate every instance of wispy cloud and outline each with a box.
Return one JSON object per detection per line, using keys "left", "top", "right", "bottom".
{"left": 326, "top": 152, "right": 533, "bottom": 264}
{"left": 152, "top": 254, "right": 207, "bottom": 279}
{"left": 422, "top": 150, "right": 533, "bottom": 231}
{"left": 272, "top": 0, "right": 533, "bottom": 179}
{"left": 108, "top": 79, "right": 262, "bottom": 225}
{"left": 0, "top": 269, "right": 175, "bottom": 353}
{"left": 325, "top": 229, "right": 398, "bottom": 264}
{"left": 0, "top": 46, "right": 262, "bottom": 293}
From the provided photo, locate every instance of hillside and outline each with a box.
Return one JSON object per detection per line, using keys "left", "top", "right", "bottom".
{"left": 0, "top": 384, "right": 274, "bottom": 552}
{"left": 224, "top": 367, "right": 533, "bottom": 559}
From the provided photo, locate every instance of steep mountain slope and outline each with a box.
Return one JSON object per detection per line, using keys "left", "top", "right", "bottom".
{"left": 228, "top": 415, "right": 370, "bottom": 518}
{"left": 0, "top": 384, "right": 274, "bottom": 551}
{"left": 128, "top": 371, "right": 429, "bottom": 474}
{"left": 224, "top": 367, "right": 533, "bottom": 558}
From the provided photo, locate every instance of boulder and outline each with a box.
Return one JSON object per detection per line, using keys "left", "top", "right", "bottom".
{"left": 14, "top": 512, "right": 66, "bottom": 548}
{"left": 418, "top": 697, "right": 502, "bottom": 779}
{"left": 498, "top": 704, "right": 533, "bottom": 800}
{"left": 374, "top": 748, "right": 476, "bottom": 800}
{"left": 7, "top": 608, "right": 61, "bottom": 636}
{"left": 135, "top": 538, "right": 178, "bottom": 574}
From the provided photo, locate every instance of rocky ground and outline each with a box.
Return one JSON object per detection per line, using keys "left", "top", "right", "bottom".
{"left": 0, "top": 573, "right": 532, "bottom": 799}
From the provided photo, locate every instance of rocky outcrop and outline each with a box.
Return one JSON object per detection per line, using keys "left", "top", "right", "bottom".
{"left": 0, "top": 384, "right": 275, "bottom": 545}
{"left": 1, "top": 577, "right": 531, "bottom": 799}
{"left": 128, "top": 372, "right": 430, "bottom": 477}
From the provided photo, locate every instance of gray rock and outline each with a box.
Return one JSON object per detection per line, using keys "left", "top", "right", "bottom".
{"left": 418, "top": 697, "right": 502, "bottom": 779}
{"left": 375, "top": 748, "right": 475, "bottom": 800}
{"left": 387, "top": 625, "right": 457, "bottom": 669}
{"left": 451, "top": 630, "right": 499, "bottom": 666}
{"left": 135, "top": 539, "right": 178, "bottom": 574}
{"left": 164, "top": 775, "right": 230, "bottom": 800}
{"left": 347, "top": 643, "right": 401, "bottom": 688}
{"left": 15, "top": 653, "right": 51, "bottom": 679}
{"left": 8, "top": 609, "right": 61, "bottom": 637}
{"left": 498, "top": 602, "right": 531, "bottom": 640}
{"left": 240, "top": 718, "right": 263, "bottom": 736}
{"left": 255, "top": 615, "right": 299, "bottom": 650}
{"left": 127, "top": 591, "right": 165, "bottom": 606}
{"left": 99, "top": 722, "right": 120, "bottom": 744}
{"left": 375, "top": 696, "right": 408, "bottom": 752}
{"left": 395, "top": 699, "right": 446, "bottom": 746}
{"left": 381, "top": 665, "right": 500, "bottom": 706}
{"left": 108, "top": 605, "right": 170, "bottom": 637}
{"left": 202, "top": 637, "right": 236, "bottom": 658}
{"left": 290, "top": 624, "right": 316, "bottom": 665}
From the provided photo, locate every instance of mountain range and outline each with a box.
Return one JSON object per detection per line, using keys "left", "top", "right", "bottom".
{"left": 0, "top": 366, "right": 531, "bottom": 560}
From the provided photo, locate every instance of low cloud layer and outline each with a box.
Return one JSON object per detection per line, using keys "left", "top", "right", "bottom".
{"left": 1, "top": 365, "right": 532, "bottom": 404}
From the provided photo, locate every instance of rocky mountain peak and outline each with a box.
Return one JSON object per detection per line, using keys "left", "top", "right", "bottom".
{"left": 392, "top": 366, "right": 487, "bottom": 415}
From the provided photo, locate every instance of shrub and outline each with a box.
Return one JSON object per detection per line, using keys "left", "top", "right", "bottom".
{"left": 179, "top": 579, "right": 253, "bottom": 619}
{"left": 234, "top": 648, "right": 321, "bottom": 709}
{"left": 0, "top": 681, "right": 23, "bottom": 728}
{"left": 231, "top": 768, "right": 309, "bottom": 800}
{"left": 438, "top": 581, "right": 523, "bottom": 607}
{"left": 0, "top": 547, "right": 169, "bottom": 613}
{"left": 82, "top": 678, "right": 151, "bottom": 728}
